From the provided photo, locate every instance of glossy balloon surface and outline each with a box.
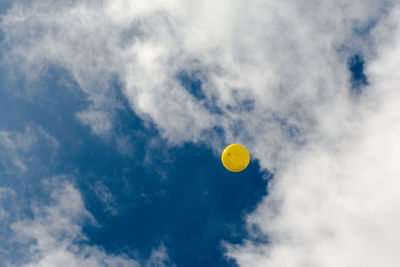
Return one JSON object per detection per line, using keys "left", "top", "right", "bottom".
{"left": 221, "top": 144, "right": 250, "bottom": 172}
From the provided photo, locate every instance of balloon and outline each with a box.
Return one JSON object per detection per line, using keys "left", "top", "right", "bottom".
{"left": 221, "top": 144, "right": 250, "bottom": 172}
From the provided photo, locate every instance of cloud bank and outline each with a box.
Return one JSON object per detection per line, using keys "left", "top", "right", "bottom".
{"left": 2, "top": 0, "right": 400, "bottom": 266}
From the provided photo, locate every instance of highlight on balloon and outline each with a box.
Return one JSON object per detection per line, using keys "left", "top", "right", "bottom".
{"left": 221, "top": 144, "right": 250, "bottom": 172}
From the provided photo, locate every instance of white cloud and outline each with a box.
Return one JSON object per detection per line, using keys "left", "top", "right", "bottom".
{"left": 76, "top": 110, "right": 114, "bottom": 139}
{"left": 0, "top": 187, "right": 14, "bottom": 220}
{"left": 2, "top": 0, "right": 400, "bottom": 266}
{"left": 8, "top": 178, "right": 140, "bottom": 267}
{"left": 0, "top": 0, "right": 388, "bottom": 164}
{"left": 226, "top": 3, "right": 400, "bottom": 267}
{"left": 146, "top": 244, "right": 175, "bottom": 267}
{"left": 7, "top": 178, "right": 171, "bottom": 267}
{"left": 0, "top": 126, "right": 58, "bottom": 173}
{"left": 92, "top": 181, "right": 118, "bottom": 216}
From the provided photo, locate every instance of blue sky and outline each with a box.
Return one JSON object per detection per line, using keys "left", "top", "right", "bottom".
{"left": 0, "top": 59, "right": 269, "bottom": 266}
{"left": 1, "top": 1, "right": 400, "bottom": 267}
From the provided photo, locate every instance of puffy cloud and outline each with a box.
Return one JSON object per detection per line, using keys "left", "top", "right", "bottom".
{"left": 9, "top": 178, "right": 140, "bottom": 267}
{"left": 0, "top": 0, "right": 391, "bottom": 165}
{"left": 226, "top": 3, "right": 400, "bottom": 267}
{"left": 2, "top": 0, "right": 400, "bottom": 266}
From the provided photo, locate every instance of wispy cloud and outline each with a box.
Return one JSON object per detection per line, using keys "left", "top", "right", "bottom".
{"left": 92, "top": 181, "right": 118, "bottom": 216}
{"left": 0, "top": 187, "right": 14, "bottom": 220}
{"left": 8, "top": 178, "right": 140, "bottom": 267}
{"left": 0, "top": 126, "right": 58, "bottom": 173}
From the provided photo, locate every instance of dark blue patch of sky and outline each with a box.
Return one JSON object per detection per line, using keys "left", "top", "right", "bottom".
{"left": 348, "top": 54, "right": 368, "bottom": 94}
{"left": 177, "top": 70, "right": 224, "bottom": 115}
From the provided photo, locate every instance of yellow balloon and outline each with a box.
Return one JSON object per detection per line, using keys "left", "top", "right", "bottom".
{"left": 221, "top": 144, "right": 250, "bottom": 172}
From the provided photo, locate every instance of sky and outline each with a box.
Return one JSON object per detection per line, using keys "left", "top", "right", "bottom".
{"left": 1, "top": 0, "right": 400, "bottom": 266}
